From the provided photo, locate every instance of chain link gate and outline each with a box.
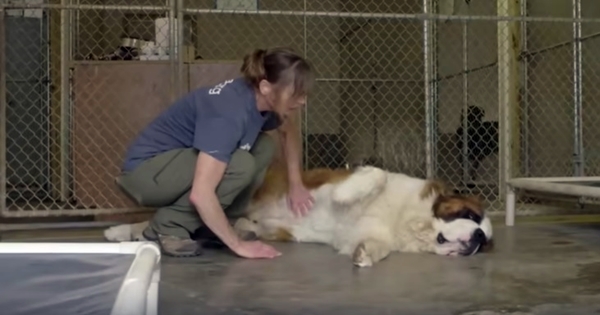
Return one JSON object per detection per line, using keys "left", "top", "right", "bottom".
{"left": 2, "top": 0, "right": 600, "bottom": 222}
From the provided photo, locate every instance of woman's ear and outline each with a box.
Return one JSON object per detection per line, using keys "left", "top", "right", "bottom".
{"left": 259, "top": 79, "right": 272, "bottom": 95}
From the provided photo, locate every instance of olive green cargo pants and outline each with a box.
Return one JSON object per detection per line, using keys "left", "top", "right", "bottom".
{"left": 116, "top": 133, "right": 275, "bottom": 242}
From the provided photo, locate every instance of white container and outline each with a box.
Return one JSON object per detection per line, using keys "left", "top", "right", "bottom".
{"left": 155, "top": 17, "right": 177, "bottom": 52}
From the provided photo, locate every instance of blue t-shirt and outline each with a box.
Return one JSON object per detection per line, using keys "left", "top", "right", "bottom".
{"left": 121, "top": 77, "right": 282, "bottom": 172}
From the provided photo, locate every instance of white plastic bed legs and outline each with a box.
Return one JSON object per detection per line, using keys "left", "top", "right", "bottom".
{"left": 505, "top": 185, "right": 516, "bottom": 227}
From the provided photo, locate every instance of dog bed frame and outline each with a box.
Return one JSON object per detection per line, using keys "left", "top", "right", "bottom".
{"left": 0, "top": 241, "right": 161, "bottom": 315}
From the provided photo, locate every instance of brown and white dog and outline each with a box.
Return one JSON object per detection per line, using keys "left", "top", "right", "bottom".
{"left": 104, "top": 163, "right": 493, "bottom": 267}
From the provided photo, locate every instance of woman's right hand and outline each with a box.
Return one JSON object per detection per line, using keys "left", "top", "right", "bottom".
{"left": 231, "top": 240, "right": 282, "bottom": 259}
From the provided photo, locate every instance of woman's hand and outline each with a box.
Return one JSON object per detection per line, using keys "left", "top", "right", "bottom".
{"left": 287, "top": 183, "right": 315, "bottom": 217}
{"left": 231, "top": 240, "right": 282, "bottom": 259}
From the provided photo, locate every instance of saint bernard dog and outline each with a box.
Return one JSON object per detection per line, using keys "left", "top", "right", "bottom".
{"left": 104, "top": 163, "right": 493, "bottom": 268}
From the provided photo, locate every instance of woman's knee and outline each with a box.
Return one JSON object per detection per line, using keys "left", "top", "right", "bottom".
{"left": 227, "top": 150, "right": 257, "bottom": 185}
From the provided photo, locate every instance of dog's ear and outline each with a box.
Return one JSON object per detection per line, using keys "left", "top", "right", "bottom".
{"left": 464, "top": 194, "right": 484, "bottom": 212}
{"left": 420, "top": 180, "right": 451, "bottom": 200}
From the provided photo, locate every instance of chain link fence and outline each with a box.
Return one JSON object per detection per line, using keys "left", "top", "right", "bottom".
{"left": 2, "top": 0, "right": 600, "bottom": 220}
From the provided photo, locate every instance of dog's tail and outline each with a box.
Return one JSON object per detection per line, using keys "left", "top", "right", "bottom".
{"left": 331, "top": 166, "right": 387, "bottom": 207}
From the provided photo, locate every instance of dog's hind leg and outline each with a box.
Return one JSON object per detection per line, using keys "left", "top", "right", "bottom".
{"left": 104, "top": 221, "right": 149, "bottom": 242}
{"left": 332, "top": 166, "right": 387, "bottom": 207}
{"left": 352, "top": 238, "right": 392, "bottom": 268}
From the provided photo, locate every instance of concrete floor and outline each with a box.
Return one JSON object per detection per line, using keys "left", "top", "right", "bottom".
{"left": 5, "top": 219, "right": 600, "bottom": 314}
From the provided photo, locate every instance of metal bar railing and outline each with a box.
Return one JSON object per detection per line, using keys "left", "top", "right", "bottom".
{"left": 0, "top": 4, "right": 6, "bottom": 215}
{"left": 423, "top": 0, "right": 436, "bottom": 179}
{"left": 572, "top": 0, "right": 584, "bottom": 177}
{"left": 59, "top": 0, "right": 72, "bottom": 202}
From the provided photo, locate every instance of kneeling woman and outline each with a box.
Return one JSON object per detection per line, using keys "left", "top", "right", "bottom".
{"left": 117, "top": 47, "right": 315, "bottom": 259}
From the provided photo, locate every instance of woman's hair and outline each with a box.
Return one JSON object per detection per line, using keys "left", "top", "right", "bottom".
{"left": 241, "top": 47, "right": 314, "bottom": 97}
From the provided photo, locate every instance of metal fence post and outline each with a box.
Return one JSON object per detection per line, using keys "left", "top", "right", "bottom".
{"left": 572, "top": 0, "right": 584, "bottom": 177}
{"left": 423, "top": 0, "right": 436, "bottom": 179}
{"left": 60, "top": 0, "right": 72, "bottom": 202}
{"left": 168, "top": 0, "right": 177, "bottom": 102}
{"left": 0, "top": 2, "right": 6, "bottom": 215}
{"left": 176, "top": 0, "right": 184, "bottom": 98}
{"left": 520, "top": 0, "right": 530, "bottom": 177}
{"left": 497, "top": 0, "right": 521, "bottom": 205}
{"left": 461, "top": 19, "right": 469, "bottom": 183}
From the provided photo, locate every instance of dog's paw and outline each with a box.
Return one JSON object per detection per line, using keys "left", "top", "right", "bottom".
{"left": 233, "top": 218, "right": 260, "bottom": 238}
{"left": 333, "top": 166, "right": 387, "bottom": 207}
{"left": 332, "top": 185, "right": 356, "bottom": 206}
{"left": 352, "top": 243, "right": 373, "bottom": 268}
{"left": 104, "top": 224, "right": 133, "bottom": 242}
{"left": 129, "top": 221, "right": 150, "bottom": 241}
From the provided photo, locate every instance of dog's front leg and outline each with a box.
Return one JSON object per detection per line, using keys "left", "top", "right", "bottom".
{"left": 232, "top": 217, "right": 260, "bottom": 240}
{"left": 352, "top": 239, "right": 392, "bottom": 268}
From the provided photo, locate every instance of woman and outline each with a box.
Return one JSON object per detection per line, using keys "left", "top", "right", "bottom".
{"left": 117, "top": 47, "right": 315, "bottom": 259}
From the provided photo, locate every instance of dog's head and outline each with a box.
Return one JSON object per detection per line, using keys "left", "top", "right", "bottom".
{"left": 430, "top": 193, "right": 493, "bottom": 256}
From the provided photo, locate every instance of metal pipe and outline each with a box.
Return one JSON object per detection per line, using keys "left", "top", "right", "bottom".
{"left": 0, "top": 3, "right": 599, "bottom": 24}
{"left": 523, "top": 30, "right": 600, "bottom": 58}
{"left": 3, "top": 4, "right": 169, "bottom": 12}
{"left": 74, "top": 0, "right": 80, "bottom": 57}
{"left": 432, "top": 1, "right": 439, "bottom": 175}
{"left": 0, "top": 221, "right": 122, "bottom": 232}
{"left": 572, "top": 0, "right": 584, "bottom": 177}
{"left": 461, "top": 20, "right": 469, "bottom": 183}
{"left": 168, "top": 0, "right": 176, "bottom": 102}
{"left": 423, "top": 0, "right": 435, "bottom": 178}
{"left": 435, "top": 61, "right": 496, "bottom": 82}
{"left": 302, "top": 0, "right": 308, "bottom": 170}
{"left": 0, "top": 5, "right": 6, "bottom": 215}
{"left": 509, "top": 176, "right": 600, "bottom": 182}
{"left": 497, "top": 0, "right": 515, "bottom": 199}
{"left": 1, "top": 207, "right": 151, "bottom": 218}
{"left": 434, "top": 27, "right": 600, "bottom": 84}
{"left": 521, "top": 0, "right": 530, "bottom": 177}
{"left": 505, "top": 186, "right": 515, "bottom": 226}
{"left": 181, "top": 8, "right": 600, "bottom": 24}
{"left": 508, "top": 178, "right": 600, "bottom": 199}
{"left": 315, "top": 78, "right": 417, "bottom": 83}
{"left": 59, "top": 0, "right": 72, "bottom": 202}
{"left": 176, "top": 0, "right": 184, "bottom": 98}
{"left": 44, "top": 3, "right": 52, "bottom": 193}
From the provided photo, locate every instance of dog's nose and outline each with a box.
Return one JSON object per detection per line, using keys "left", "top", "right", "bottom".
{"left": 472, "top": 228, "right": 486, "bottom": 243}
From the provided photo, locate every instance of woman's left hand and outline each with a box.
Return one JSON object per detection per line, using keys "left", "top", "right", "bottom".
{"left": 288, "top": 184, "right": 315, "bottom": 217}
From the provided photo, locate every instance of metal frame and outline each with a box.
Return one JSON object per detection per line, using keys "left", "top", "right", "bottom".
{"left": 423, "top": 0, "right": 437, "bottom": 179}
{"left": 461, "top": 18, "right": 469, "bottom": 183}
{"left": 505, "top": 0, "right": 596, "bottom": 227}
{"left": 572, "top": 0, "right": 584, "bottom": 177}
{"left": 0, "top": 3, "right": 6, "bottom": 215}
{"left": 0, "top": 241, "right": 161, "bottom": 315}
{"left": 520, "top": 0, "right": 530, "bottom": 177}
{"left": 0, "top": 0, "right": 599, "bottom": 225}
{"left": 0, "top": 1, "right": 174, "bottom": 219}
{"left": 59, "top": 0, "right": 71, "bottom": 202}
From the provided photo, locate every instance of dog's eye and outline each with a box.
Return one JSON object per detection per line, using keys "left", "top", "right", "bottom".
{"left": 437, "top": 233, "right": 447, "bottom": 244}
{"left": 459, "top": 209, "right": 482, "bottom": 224}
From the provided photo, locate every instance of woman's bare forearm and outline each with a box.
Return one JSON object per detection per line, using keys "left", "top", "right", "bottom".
{"left": 189, "top": 152, "right": 241, "bottom": 250}
{"left": 190, "top": 190, "right": 241, "bottom": 249}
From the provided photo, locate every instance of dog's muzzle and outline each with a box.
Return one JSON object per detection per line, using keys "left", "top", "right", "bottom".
{"left": 459, "top": 228, "right": 487, "bottom": 256}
